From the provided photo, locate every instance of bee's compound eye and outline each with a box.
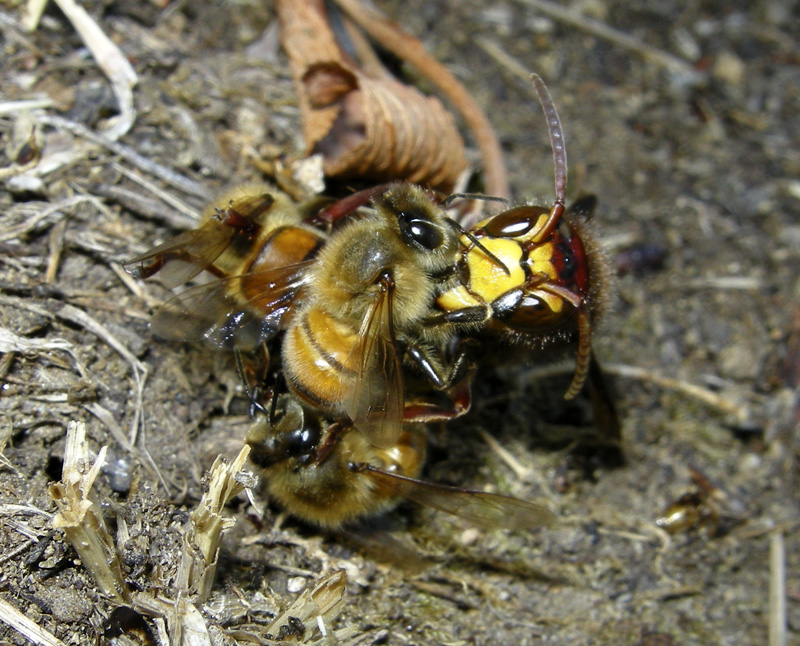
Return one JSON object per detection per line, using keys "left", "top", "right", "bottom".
{"left": 398, "top": 212, "right": 443, "bottom": 251}
{"left": 284, "top": 425, "right": 321, "bottom": 458}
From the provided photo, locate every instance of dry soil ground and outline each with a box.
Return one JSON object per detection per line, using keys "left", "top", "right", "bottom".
{"left": 0, "top": 1, "right": 798, "bottom": 645}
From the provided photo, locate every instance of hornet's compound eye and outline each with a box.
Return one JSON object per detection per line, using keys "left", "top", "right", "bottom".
{"left": 398, "top": 211, "right": 444, "bottom": 251}
{"left": 483, "top": 206, "right": 547, "bottom": 238}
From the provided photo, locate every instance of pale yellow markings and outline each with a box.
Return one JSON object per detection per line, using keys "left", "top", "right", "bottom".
{"left": 306, "top": 309, "right": 357, "bottom": 372}
{"left": 531, "top": 288, "right": 565, "bottom": 313}
{"left": 467, "top": 238, "right": 525, "bottom": 302}
{"left": 528, "top": 241, "right": 558, "bottom": 280}
{"left": 527, "top": 212, "right": 551, "bottom": 243}
{"left": 437, "top": 284, "right": 480, "bottom": 311}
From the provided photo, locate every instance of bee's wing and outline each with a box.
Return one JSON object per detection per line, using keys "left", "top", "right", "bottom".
{"left": 343, "top": 282, "right": 404, "bottom": 449}
{"left": 151, "top": 261, "right": 314, "bottom": 351}
{"left": 124, "top": 193, "right": 278, "bottom": 289}
{"left": 362, "top": 465, "right": 555, "bottom": 531}
{"left": 124, "top": 223, "right": 237, "bottom": 289}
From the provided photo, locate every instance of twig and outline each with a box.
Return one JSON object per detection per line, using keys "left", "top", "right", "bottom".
{"left": 769, "top": 530, "right": 786, "bottom": 646}
{"left": 0, "top": 423, "right": 20, "bottom": 475}
{"left": 51, "top": 0, "right": 137, "bottom": 140}
{"left": 513, "top": 358, "right": 755, "bottom": 427}
{"left": 50, "top": 420, "right": 130, "bottom": 603}
{"left": 91, "top": 184, "right": 197, "bottom": 231}
{"left": 3, "top": 5, "right": 43, "bottom": 50}
{"left": 0, "top": 195, "right": 97, "bottom": 243}
{"left": 55, "top": 303, "right": 149, "bottom": 447}
{"left": 176, "top": 445, "right": 251, "bottom": 602}
{"left": 36, "top": 115, "right": 211, "bottom": 199}
{"left": 686, "top": 276, "right": 765, "bottom": 290}
{"left": 0, "top": 327, "right": 74, "bottom": 356}
{"left": 55, "top": 304, "right": 146, "bottom": 379}
{"left": 21, "top": 0, "right": 48, "bottom": 31}
{"left": 0, "top": 538, "right": 38, "bottom": 567}
{"left": 339, "top": 13, "right": 393, "bottom": 80}
{"left": 136, "top": 421, "right": 171, "bottom": 496}
{"left": 44, "top": 218, "right": 67, "bottom": 284}
{"left": 3, "top": 295, "right": 151, "bottom": 454}
{"left": 475, "top": 35, "right": 532, "bottom": 86}
{"left": 475, "top": 427, "right": 531, "bottom": 481}
{"left": 735, "top": 520, "right": 799, "bottom": 541}
{"left": 1, "top": 517, "right": 46, "bottom": 542}
{"left": 112, "top": 162, "right": 200, "bottom": 226}
{"left": 515, "top": 0, "right": 702, "bottom": 82}
{"left": 602, "top": 362, "right": 754, "bottom": 426}
{"left": 0, "top": 503, "right": 53, "bottom": 519}
{"left": 0, "top": 597, "right": 67, "bottom": 646}
{"left": 84, "top": 402, "right": 134, "bottom": 453}
{"left": 0, "top": 98, "right": 54, "bottom": 116}
{"left": 410, "top": 579, "right": 478, "bottom": 610}
{"left": 331, "top": 0, "right": 510, "bottom": 199}
{"left": 109, "top": 261, "right": 162, "bottom": 310}
{"left": 595, "top": 526, "right": 653, "bottom": 543}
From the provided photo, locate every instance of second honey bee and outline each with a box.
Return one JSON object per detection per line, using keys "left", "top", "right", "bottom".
{"left": 246, "top": 393, "right": 554, "bottom": 529}
{"left": 281, "top": 183, "right": 476, "bottom": 448}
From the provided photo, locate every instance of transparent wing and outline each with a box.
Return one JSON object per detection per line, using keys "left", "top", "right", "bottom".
{"left": 363, "top": 465, "right": 555, "bottom": 531}
{"left": 343, "top": 280, "right": 404, "bottom": 449}
{"left": 124, "top": 225, "right": 235, "bottom": 289}
{"left": 123, "top": 193, "right": 276, "bottom": 288}
{"left": 151, "top": 261, "right": 314, "bottom": 351}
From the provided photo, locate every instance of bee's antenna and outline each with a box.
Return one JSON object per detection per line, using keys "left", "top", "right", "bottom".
{"left": 441, "top": 193, "right": 510, "bottom": 208}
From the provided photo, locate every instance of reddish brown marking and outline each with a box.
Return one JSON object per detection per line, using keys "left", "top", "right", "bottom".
{"left": 552, "top": 225, "right": 590, "bottom": 295}
{"left": 315, "top": 183, "right": 393, "bottom": 225}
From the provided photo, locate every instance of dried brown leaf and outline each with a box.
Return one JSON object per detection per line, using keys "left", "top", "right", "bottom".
{"left": 276, "top": 0, "right": 467, "bottom": 191}
{"left": 332, "top": 0, "right": 510, "bottom": 198}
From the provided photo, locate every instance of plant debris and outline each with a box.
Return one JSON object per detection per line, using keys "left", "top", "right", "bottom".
{"left": 277, "top": 0, "right": 470, "bottom": 192}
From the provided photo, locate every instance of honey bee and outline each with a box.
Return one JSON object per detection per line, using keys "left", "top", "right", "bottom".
{"left": 246, "top": 393, "right": 554, "bottom": 530}
{"left": 434, "top": 74, "right": 609, "bottom": 399}
{"left": 126, "top": 182, "right": 480, "bottom": 442}
{"left": 280, "top": 182, "right": 478, "bottom": 448}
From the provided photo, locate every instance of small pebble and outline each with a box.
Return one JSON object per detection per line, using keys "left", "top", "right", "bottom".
{"left": 287, "top": 576, "right": 307, "bottom": 593}
{"left": 712, "top": 50, "right": 745, "bottom": 88}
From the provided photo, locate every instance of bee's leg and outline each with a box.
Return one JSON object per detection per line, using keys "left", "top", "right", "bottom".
{"left": 402, "top": 381, "right": 472, "bottom": 423}
{"left": 248, "top": 391, "right": 269, "bottom": 419}
{"left": 234, "top": 348, "right": 258, "bottom": 410}
{"left": 235, "top": 343, "right": 274, "bottom": 418}
{"left": 314, "top": 183, "right": 393, "bottom": 225}
{"left": 263, "top": 370, "right": 289, "bottom": 425}
{"left": 403, "top": 340, "right": 478, "bottom": 422}
{"left": 405, "top": 344, "right": 448, "bottom": 390}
